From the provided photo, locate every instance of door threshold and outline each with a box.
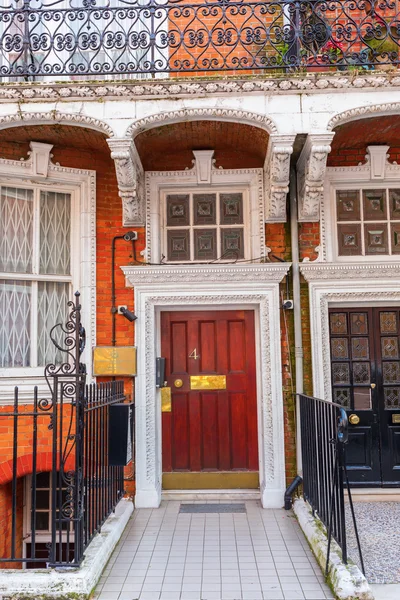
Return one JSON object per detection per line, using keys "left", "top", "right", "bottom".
{"left": 162, "top": 489, "right": 260, "bottom": 501}
{"left": 346, "top": 488, "right": 400, "bottom": 502}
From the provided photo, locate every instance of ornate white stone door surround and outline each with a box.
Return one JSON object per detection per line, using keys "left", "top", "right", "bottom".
{"left": 122, "top": 263, "right": 290, "bottom": 508}
{"left": 300, "top": 263, "right": 400, "bottom": 401}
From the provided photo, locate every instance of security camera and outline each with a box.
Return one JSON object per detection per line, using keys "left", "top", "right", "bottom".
{"left": 120, "top": 307, "right": 137, "bottom": 322}
{"left": 123, "top": 231, "right": 138, "bottom": 242}
{"left": 282, "top": 299, "right": 294, "bottom": 310}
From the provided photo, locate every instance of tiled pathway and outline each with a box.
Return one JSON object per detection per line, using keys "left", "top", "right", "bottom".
{"left": 94, "top": 501, "right": 334, "bottom": 600}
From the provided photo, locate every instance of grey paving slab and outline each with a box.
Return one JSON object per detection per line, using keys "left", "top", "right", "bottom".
{"left": 94, "top": 501, "right": 326, "bottom": 600}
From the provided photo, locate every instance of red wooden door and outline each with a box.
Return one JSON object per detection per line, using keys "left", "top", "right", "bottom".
{"left": 161, "top": 310, "right": 258, "bottom": 489}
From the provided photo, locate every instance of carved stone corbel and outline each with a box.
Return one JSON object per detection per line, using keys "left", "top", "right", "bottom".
{"left": 107, "top": 138, "right": 145, "bottom": 226}
{"left": 297, "top": 133, "right": 334, "bottom": 222}
{"left": 28, "top": 142, "right": 53, "bottom": 177}
{"left": 264, "top": 135, "right": 295, "bottom": 222}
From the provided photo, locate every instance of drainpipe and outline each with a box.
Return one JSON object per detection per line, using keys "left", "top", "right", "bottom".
{"left": 290, "top": 167, "right": 304, "bottom": 476}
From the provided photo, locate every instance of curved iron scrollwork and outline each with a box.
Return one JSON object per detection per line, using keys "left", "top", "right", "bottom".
{"left": 0, "top": 0, "right": 399, "bottom": 77}
{"left": 44, "top": 291, "right": 86, "bottom": 392}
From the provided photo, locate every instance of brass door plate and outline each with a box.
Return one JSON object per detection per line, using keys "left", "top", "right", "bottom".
{"left": 93, "top": 346, "right": 137, "bottom": 376}
{"left": 161, "top": 387, "right": 171, "bottom": 412}
{"left": 392, "top": 414, "right": 400, "bottom": 424}
{"left": 190, "top": 375, "right": 226, "bottom": 390}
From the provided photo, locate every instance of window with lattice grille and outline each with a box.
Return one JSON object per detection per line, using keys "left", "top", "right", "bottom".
{"left": 162, "top": 189, "right": 247, "bottom": 263}
{"left": 335, "top": 188, "right": 400, "bottom": 258}
{"left": 0, "top": 186, "right": 72, "bottom": 368}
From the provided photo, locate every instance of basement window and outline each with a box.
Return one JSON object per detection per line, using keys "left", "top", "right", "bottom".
{"left": 23, "top": 472, "right": 74, "bottom": 568}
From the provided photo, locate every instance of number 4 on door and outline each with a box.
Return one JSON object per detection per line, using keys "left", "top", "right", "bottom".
{"left": 189, "top": 348, "right": 199, "bottom": 360}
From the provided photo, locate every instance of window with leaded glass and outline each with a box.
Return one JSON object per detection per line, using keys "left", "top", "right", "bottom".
{"left": 336, "top": 188, "right": 400, "bottom": 257}
{"left": 163, "top": 190, "right": 246, "bottom": 262}
{"left": 0, "top": 186, "right": 71, "bottom": 368}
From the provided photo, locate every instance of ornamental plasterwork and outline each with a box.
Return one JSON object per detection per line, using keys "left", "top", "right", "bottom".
{"left": 126, "top": 108, "right": 278, "bottom": 137}
{"left": 310, "top": 289, "right": 400, "bottom": 401}
{"left": 328, "top": 102, "right": 400, "bottom": 131}
{"left": 264, "top": 134, "right": 295, "bottom": 222}
{"left": 122, "top": 263, "right": 290, "bottom": 284}
{"left": 107, "top": 138, "right": 145, "bottom": 225}
{"left": 321, "top": 151, "right": 400, "bottom": 262}
{"left": 144, "top": 162, "right": 267, "bottom": 263}
{"left": 297, "top": 133, "right": 334, "bottom": 222}
{"left": 128, "top": 288, "right": 285, "bottom": 496}
{"left": 0, "top": 110, "right": 114, "bottom": 137}
{"left": 0, "top": 73, "right": 399, "bottom": 102}
{"left": 300, "top": 262, "right": 400, "bottom": 280}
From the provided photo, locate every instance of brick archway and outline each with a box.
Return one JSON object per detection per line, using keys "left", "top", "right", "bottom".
{"left": 0, "top": 453, "right": 75, "bottom": 485}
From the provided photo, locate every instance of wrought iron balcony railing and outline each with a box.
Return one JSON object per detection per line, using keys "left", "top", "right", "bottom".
{"left": 1, "top": 0, "right": 400, "bottom": 80}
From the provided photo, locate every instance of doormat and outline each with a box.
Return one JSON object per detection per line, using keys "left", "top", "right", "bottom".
{"left": 179, "top": 503, "right": 246, "bottom": 513}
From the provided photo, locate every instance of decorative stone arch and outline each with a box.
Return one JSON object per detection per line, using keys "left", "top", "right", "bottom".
{"left": 0, "top": 111, "right": 115, "bottom": 137}
{"left": 114, "top": 108, "right": 286, "bottom": 225}
{"left": 124, "top": 107, "right": 278, "bottom": 138}
{"left": 327, "top": 102, "right": 400, "bottom": 131}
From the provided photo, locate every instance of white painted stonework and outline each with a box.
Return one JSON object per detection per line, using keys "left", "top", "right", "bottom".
{"left": 293, "top": 498, "right": 373, "bottom": 600}
{"left": 121, "top": 263, "right": 290, "bottom": 509}
{"left": 0, "top": 77, "right": 400, "bottom": 142}
{"left": 300, "top": 263, "right": 400, "bottom": 402}
{"left": 145, "top": 160, "right": 266, "bottom": 262}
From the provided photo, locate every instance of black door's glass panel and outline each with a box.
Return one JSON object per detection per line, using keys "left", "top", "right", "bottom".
{"left": 384, "top": 388, "right": 400, "bottom": 408}
{"left": 350, "top": 313, "right": 368, "bottom": 335}
{"left": 354, "top": 387, "right": 372, "bottom": 410}
{"left": 330, "top": 313, "right": 348, "bottom": 335}
{"left": 331, "top": 338, "right": 349, "bottom": 359}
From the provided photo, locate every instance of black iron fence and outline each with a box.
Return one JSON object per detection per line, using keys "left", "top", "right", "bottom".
{"left": 298, "top": 394, "right": 364, "bottom": 574}
{"left": 1, "top": 0, "right": 400, "bottom": 79}
{"left": 0, "top": 293, "right": 126, "bottom": 568}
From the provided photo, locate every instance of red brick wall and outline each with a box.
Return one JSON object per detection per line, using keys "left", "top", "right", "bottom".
{"left": 0, "top": 135, "right": 139, "bottom": 502}
{"left": 0, "top": 479, "right": 24, "bottom": 568}
{"left": 299, "top": 223, "right": 320, "bottom": 396}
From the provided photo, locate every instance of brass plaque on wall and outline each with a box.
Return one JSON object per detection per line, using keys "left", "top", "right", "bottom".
{"left": 392, "top": 414, "right": 400, "bottom": 424}
{"left": 190, "top": 375, "right": 226, "bottom": 390}
{"left": 161, "top": 387, "right": 172, "bottom": 412}
{"left": 93, "top": 346, "right": 137, "bottom": 376}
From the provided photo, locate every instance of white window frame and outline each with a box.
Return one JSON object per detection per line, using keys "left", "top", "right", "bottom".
{"left": 161, "top": 186, "right": 250, "bottom": 263}
{"left": 323, "top": 157, "right": 400, "bottom": 263}
{"left": 0, "top": 143, "right": 96, "bottom": 404}
{"left": 1, "top": 182, "right": 78, "bottom": 372}
{"left": 144, "top": 166, "right": 266, "bottom": 263}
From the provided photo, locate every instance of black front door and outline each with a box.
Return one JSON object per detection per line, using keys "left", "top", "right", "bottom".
{"left": 329, "top": 308, "right": 400, "bottom": 486}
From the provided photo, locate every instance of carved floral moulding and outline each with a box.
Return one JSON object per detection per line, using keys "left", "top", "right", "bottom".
{"left": 300, "top": 262, "right": 400, "bottom": 281}
{"left": 121, "top": 263, "right": 291, "bottom": 285}
{"left": 1, "top": 73, "right": 400, "bottom": 102}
